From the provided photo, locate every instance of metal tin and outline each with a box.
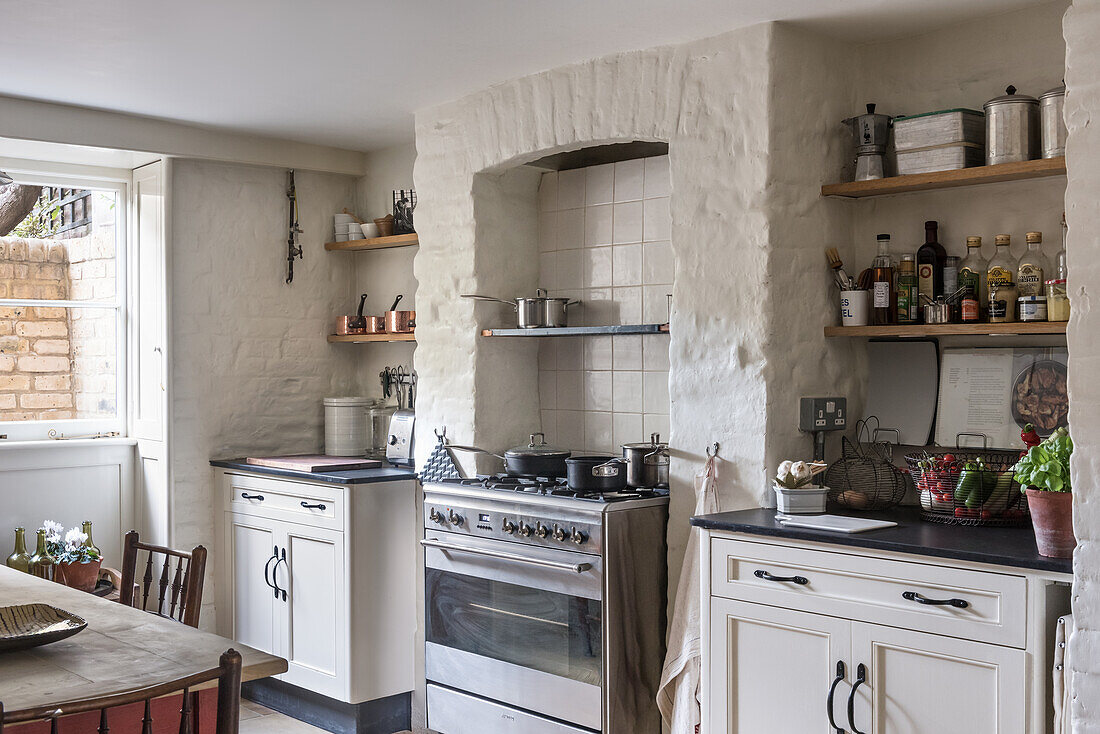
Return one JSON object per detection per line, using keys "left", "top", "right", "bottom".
{"left": 983, "top": 86, "right": 1040, "bottom": 166}
{"left": 896, "top": 143, "right": 984, "bottom": 175}
{"left": 1040, "top": 84, "right": 1067, "bottom": 159}
{"left": 893, "top": 108, "right": 984, "bottom": 152}
{"left": 1018, "top": 295, "right": 1048, "bottom": 322}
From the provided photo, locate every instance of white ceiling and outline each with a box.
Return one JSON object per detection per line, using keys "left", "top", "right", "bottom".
{"left": 0, "top": 0, "right": 1049, "bottom": 152}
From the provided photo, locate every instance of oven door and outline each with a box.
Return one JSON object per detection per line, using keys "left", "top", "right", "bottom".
{"left": 423, "top": 531, "right": 604, "bottom": 732}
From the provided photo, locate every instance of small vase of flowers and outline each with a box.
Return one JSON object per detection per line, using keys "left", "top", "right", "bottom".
{"left": 773, "top": 460, "right": 830, "bottom": 515}
{"left": 43, "top": 521, "right": 103, "bottom": 592}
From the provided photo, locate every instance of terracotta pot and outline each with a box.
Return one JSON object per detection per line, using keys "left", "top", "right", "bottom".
{"left": 55, "top": 559, "right": 102, "bottom": 592}
{"left": 1025, "top": 488, "right": 1076, "bottom": 558}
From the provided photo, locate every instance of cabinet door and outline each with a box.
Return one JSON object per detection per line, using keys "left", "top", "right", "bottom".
{"left": 224, "top": 513, "right": 280, "bottom": 656}
{"left": 850, "top": 622, "right": 1026, "bottom": 734}
{"left": 709, "top": 597, "right": 851, "bottom": 733}
{"left": 280, "top": 522, "right": 346, "bottom": 699}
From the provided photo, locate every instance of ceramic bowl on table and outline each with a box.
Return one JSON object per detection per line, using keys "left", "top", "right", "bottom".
{"left": 0, "top": 603, "right": 87, "bottom": 652}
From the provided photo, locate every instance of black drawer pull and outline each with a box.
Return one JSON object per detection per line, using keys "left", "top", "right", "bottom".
{"left": 241, "top": 492, "right": 265, "bottom": 501}
{"left": 300, "top": 501, "right": 327, "bottom": 511}
{"left": 846, "top": 663, "right": 867, "bottom": 734}
{"left": 754, "top": 569, "right": 809, "bottom": 585}
{"left": 826, "top": 661, "right": 846, "bottom": 733}
{"left": 902, "top": 591, "right": 969, "bottom": 609}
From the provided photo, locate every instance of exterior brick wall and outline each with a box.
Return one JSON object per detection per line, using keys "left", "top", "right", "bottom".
{"left": 0, "top": 223, "right": 117, "bottom": 421}
{"left": 0, "top": 239, "right": 76, "bottom": 420}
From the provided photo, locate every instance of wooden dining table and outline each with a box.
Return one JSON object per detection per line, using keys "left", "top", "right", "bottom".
{"left": 0, "top": 565, "right": 286, "bottom": 731}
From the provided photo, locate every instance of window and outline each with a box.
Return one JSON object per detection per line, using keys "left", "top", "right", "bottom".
{"left": 0, "top": 166, "right": 126, "bottom": 440}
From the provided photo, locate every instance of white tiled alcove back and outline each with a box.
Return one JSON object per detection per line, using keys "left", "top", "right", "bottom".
{"left": 537, "top": 156, "right": 671, "bottom": 454}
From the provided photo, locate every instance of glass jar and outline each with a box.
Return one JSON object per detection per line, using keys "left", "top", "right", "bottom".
{"left": 369, "top": 401, "right": 398, "bottom": 458}
{"left": 1018, "top": 295, "right": 1047, "bottom": 322}
{"left": 989, "top": 281, "right": 1018, "bottom": 323}
{"left": 1046, "top": 279, "right": 1070, "bottom": 321}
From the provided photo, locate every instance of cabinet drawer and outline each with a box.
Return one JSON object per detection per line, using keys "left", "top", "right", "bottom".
{"left": 710, "top": 537, "right": 1027, "bottom": 648}
{"left": 225, "top": 473, "right": 342, "bottom": 529}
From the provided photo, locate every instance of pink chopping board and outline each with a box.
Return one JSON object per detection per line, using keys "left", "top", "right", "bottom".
{"left": 246, "top": 455, "right": 382, "bottom": 472}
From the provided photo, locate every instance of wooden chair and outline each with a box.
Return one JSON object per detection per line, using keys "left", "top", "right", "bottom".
{"left": 119, "top": 530, "right": 207, "bottom": 628}
{"left": 0, "top": 648, "right": 241, "bottom": 733}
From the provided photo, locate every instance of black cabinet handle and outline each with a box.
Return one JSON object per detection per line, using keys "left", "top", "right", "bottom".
{"left": 272, "top": 547, "right": 287, "bottom": 602}
{"left": 902, "top": 591, "right": 969, "bottom": 609}
{"left": 826, "top": 660, "right": 846, "bottom": 733}
{"left": 241, "top": 492, "right": 265, "bottom": 501}
{"left": 846, "top": 663, "right": 867, "bottom": 734}
{"left": 263, "top": 546, "right": 278, "bottom": 591}
{"left": 300, "top": 501, "right": 327, "bottom": 511}
{"left": 754, "top": 569, "right": 809, "bottom": 585}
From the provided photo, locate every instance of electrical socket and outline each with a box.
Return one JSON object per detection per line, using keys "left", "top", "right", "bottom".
{"left": 799, "top": 397, "right": 847, "bottom": 432}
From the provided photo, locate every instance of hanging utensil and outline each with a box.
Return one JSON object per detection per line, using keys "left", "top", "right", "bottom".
{"left": 285, "top": 170, "right": 304, "bottom": 284}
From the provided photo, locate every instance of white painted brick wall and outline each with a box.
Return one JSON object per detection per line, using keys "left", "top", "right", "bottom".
{"left": 412, "top": 25, "right": 780, "bottom": 618}
{"left": 169, "top": 160, "right": 359, "bottom": 622}
{"left": 1065, "top": 1, "right": 1100, "bottom": 729}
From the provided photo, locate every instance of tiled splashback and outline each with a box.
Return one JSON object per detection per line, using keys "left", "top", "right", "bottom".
{"left": 536, "top": 156, "right": 671, "bottom": 454}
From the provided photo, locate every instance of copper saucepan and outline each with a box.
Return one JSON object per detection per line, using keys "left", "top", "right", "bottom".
{"left": 385, "top": 294, "right": 415, "bottom": 333}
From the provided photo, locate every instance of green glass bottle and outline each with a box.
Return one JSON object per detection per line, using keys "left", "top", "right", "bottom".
{"left": 28, "top": 529, "right": 55, "bottom": 580}
{"left": 81, "top": 520, "right": 101, "bottom": 559}
{"left": 6, "top": 527, "right": 31, "bottom": 573}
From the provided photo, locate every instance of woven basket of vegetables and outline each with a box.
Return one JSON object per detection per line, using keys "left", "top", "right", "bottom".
{"left": 905, "top": 450, "right": 1029, "bottom": 527}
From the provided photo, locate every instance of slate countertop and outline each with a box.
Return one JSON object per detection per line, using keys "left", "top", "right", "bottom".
{"left": 210, "top": 458, "right": 416, "bottom": 485}
{"left": 691, "top": 507, "right": 1072, "bottom": 575}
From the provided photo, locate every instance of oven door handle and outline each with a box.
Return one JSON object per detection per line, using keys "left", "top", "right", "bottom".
{"left": 420, "top": 538, "right": 593, "bottom": 574}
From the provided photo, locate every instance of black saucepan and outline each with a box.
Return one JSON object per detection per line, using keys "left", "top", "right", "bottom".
{"left": 566, "top": 455, "right": 628, "bottom": 493}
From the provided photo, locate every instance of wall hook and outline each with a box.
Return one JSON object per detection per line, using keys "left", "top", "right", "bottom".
{"left": 706, "top": 442, "right": 720, "bottom": 458}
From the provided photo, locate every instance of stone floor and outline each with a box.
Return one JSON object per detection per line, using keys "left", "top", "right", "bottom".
{"left": 239, "top": 697, "right": 437, "bottom": 734}
{"left": 239, "top": 698, "right": 327, "bottom": 733}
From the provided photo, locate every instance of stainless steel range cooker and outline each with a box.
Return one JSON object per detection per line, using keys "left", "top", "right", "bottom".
{"left": 422, "top": 475, "right": 669, "bottom": 734}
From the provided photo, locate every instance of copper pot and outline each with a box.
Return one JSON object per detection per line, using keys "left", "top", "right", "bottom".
{"left": 386, "top": 310, "right": 415, "bottom": 333}
{"left": 336, "top": 316, "right": 365, "bottom": 335}
{"left": 364, "top": 316, "right": 386, "bottom": 334}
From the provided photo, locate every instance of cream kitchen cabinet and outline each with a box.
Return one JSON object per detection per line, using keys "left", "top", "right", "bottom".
{"left": 214, "top": 468, "right": 416, "bottom": 707}
{"left": 701, "top": 529, "right": 1071, "bottom": 734}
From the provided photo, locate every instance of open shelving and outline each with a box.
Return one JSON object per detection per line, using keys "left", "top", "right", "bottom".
{"left": 327, "top": 333, "right": 416, "bottom": 344}
{"left": 481, "top": 324, "right": 670, "bottom": 338}
{"left": 821, "top": 157, "right": 1066, "bottom": 199}
{"left": 824, "top": 322, "right": 1066, "bottom": 338}
{"left": 324, "top": 233, "right": 419, "bottom": 252}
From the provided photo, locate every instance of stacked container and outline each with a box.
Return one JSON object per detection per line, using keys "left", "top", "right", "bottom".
{"left": 893, "top": 109, "right": 986, "bottom": 174}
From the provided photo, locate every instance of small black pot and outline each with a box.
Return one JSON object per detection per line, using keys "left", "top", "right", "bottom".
{"left": 566, "top": 455, "right": 628, "bottom": 493}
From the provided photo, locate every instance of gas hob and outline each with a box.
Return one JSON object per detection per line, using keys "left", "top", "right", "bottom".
{"left": 436, "top": 473, "right": 670, "bottom": 503}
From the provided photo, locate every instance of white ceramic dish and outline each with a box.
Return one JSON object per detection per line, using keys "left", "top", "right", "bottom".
{"left": 360, "top": 222, "right": 380, "bottom": 238}
{"left": 773, "top": 484, "right": 829, "bottom": 515}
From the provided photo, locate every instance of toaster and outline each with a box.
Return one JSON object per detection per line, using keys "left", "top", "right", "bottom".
{"left": 386, "top": 409, "right": 416, "bottom": 467}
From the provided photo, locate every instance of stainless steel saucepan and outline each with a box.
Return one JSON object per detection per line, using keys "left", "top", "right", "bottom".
{"left": 462, "top": 289, "right": 579, "bottom": 328}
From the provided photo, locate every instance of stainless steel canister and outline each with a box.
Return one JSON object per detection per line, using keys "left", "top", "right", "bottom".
{"left": 983, "top": 85, "right": 1040, "bottom": 166}
{"left": 1040, "top": 83, "right": 1067, "bottom": 159}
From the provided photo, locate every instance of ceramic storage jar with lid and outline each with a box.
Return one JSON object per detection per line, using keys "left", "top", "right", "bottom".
{"left": 324, "top": 396, "right": 381, "bottom": 457}
{"left": 984, "top": 85, "right": 1040, "bottom": 165}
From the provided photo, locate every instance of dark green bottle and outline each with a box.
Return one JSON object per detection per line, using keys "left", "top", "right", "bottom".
{"left": 6, "top": 527, "right": 31, "bottom": 573}
{"left": 28, "top": 529, "right": 55, "bottom": 580}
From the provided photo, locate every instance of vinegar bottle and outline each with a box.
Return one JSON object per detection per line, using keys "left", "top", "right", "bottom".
{"left": 871, "top": 233, "right": 896, "bottom": 325}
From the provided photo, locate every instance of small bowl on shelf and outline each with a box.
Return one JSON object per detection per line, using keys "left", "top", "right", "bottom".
{"left": 360, "top": 222, "right": 380, "bottom": 239}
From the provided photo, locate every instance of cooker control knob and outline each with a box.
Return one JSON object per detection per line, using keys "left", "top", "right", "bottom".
{"left": 571, "top": 527, "right": 587, "bottom": 545}
{"left": 502, "top": 519, "right": 516, "bottom": 535}
{"left": 535, "top": 522, "right": 550, "bottom": 539}
{"left": 553, "top": 524, "right": 567, "bottom": 542}
{"left": 447, "top": 509, "right": 464, "bottom": 527}
{"left": 389, "top": 435, "right": 398, "bottom": 446}
{"left": 519, "top": 523, "right": 533, "bottom": 537}
{"left": 429, "top": 507, "right": 443, "bottom": 524}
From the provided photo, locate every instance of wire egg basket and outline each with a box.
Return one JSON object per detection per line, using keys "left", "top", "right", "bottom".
{"left": 825, "top": 420, "right": 908, "bottom": 511}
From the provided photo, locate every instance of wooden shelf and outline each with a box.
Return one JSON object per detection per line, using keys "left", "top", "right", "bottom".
{"left": 482, "top": 324, "right": 670, "bottom": 338}
{"left": 824, "top": 322, "right": 1066, "bottom": 338}
{"left": 324, "top": 233, "right": 419, "bottom": 252}
{"left": 821, "top": 157, "right": 1066, "bottom": 199}
{"left": 327, "top": 333, "right": 416, "bottom": 343}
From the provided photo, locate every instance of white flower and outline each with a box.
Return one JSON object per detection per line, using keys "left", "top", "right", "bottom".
{"left": 42, "top": 520, "right": 64, "bottom": 544}
{"left": 777, "top": 461, "right": 793, "bottom": 481}
{"left": 64, "top": 528, "right": 88, "bottom": 546}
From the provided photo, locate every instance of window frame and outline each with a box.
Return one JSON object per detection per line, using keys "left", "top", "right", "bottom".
{"left": 0, "top": 160, "right": 130, "bottom": 441}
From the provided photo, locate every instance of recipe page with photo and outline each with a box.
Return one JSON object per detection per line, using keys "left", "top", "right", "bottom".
{"left": 935, "top": 347, "right": 1069, "bottom": 449}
